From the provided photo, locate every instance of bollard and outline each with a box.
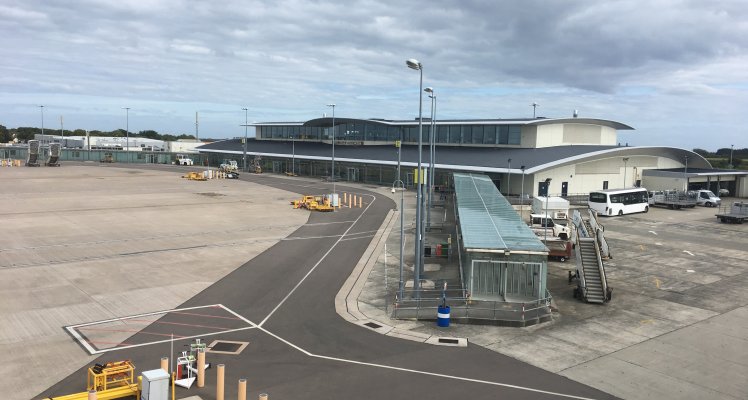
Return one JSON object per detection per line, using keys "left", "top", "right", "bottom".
{"left": 259, "top": 394, "right": 268, "bottom": 400}
{"left": 350, "top": 195, "right": 354, "bottom": 208}
{"left": 88, "top": 390, "right": 97, "bottom": 400}
{"left": 238, "top": 378, "right": 247, "bottom": 400}
{"left": 343, "top": 192, "right": 348, "bottom": 205}
{"left": 160, "top": 357, "right": 168, "bottom": 373}
{"left": 197, "top": 349, "right": 206, "bottom": 388}
{"left": 217, "top": 364, "right": 225, "bottom": 400}
{"left": 359, "top": 196, "right": 362, "bottom": 208}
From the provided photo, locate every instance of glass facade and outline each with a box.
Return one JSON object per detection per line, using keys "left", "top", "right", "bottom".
{"left": 257, "top": 121, "right": 522, "bottom": 146}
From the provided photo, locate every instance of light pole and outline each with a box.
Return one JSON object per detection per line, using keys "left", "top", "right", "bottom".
{"left": 424, "top": 87, "right": 436, "bottom": 230}
{"left": 544, "top": 178, "right": 552, "bottom": 244}
{"left": 520, "top": 165, "right": 526, "bottom": 215}
{"left": 392, "top": 180, "right": 405, "bottom": 300}
{"left": 60, "top": 116, "right": 64, "bottom": 144}
{"left": 327, "top": 104, "right": 336, "bottom": 194}
{"left": 122, "top": 107, "right": 130, "bottom": 163}
{"left": 729, "top": 144, "right": 734, "bottom": 169}
{"left": 406, "top": 58, "right": 424, "bottom": 292}
{"left": 531, "top": 102, "right": 539, "bottom": 118}
{"left": 684, "top": 155, "right": 689, "bottom": 191}
{"left": 622, "top": 157, "right": 629, "bottom": 188}
{"left": 242, "top": 108, "right": 248, "bottom": 172}
{"left": 507, "top": 158, "right": 512, "bottom": 196}
{"left": 39, "top": 105, "right": 44, "bottom": 136}
{"left": 291, "top": 135, "right": 295, "bottom": 175}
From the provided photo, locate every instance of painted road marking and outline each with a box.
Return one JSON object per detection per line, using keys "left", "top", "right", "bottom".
{"left": 258, "top": 194, "right": 377, "bottom": 327}
{"left": 66, "top": 304, "right": 256, "bottom": 355}
{"left": 683, "top": 250, "right": 694, "bottom": 256}
{"left": 648, "top": 231, "right": 657, "bottom": 235}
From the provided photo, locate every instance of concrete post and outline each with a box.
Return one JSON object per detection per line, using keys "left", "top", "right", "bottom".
{"left": 238, "top": 379, "right": 247, "bottom": 400}
{"left": 197, "top": 349, "right": 205, "bottom": 388}
{"left": 88, "top": 390, "right": 97, "bottom": 400}
{"left": 216, "top": 364, "right": 225, "bottom": 400}
{"left": 160, "top": 357, "right": 168, "bottom": 373}
{"left": 359, "top": 196, "right": 362, "bottom": 208}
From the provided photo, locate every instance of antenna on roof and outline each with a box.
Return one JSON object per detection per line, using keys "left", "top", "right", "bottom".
{"left": 573, "top": 109, "right": 579, "bottom": 118}
{"left": 531, "top": 102, "right": 539, "bottom": 118}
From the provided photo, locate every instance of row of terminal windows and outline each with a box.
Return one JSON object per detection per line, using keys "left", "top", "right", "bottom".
{"left": 258, "top": 124, "right": 521, "bottom": 145}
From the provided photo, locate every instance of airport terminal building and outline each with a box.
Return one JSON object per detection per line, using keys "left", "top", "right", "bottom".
{"left": 198, "top": 116, "right": 746, "bottom": 197}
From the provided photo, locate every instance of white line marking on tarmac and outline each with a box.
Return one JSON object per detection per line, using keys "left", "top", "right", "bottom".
{"left": 258, "top": 194, "right": 377, "bottom": 327}
{"left": 648, "top": 230, "right": 657, "bottom": 235}
{"left": 257, "top": 326, "right": 601, "bottom": 400}
{"left": 683, "top": 250, "right": 694, "bottom": 256}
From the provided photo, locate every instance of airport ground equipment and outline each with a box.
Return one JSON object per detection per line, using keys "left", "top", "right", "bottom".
{"left": 291, "top": 195, "right": 335, "bottom": 212}
{"left": 648, "top": 190, "right": 696, "bottom": 209}
{"left": 716, "top": 201, "right": 748, "bottom": 224}
{"left": 544, "top": 238, "right": 572, "bottom": 262}
{"left": 219, "top": 159, "right": 238, "bottom": 172}
{"left": 182, "top": 171, "right": 207, "bottom": 181}
{"left": 249, "top": 155, "right": 262, "bottom": 173}
{"left": 569, "top": 209, "right": 612, "bottom": 304}
{"left": 45, "top": 143, "right": 62, "bottom": 166}
{"left": 529, "top": 214, "right": 570, "bottom": 240}
{"left": 26, "top": 140, "right": 40, "bottom": 166}
{"left": 175, "top": 155, "right": 194, "bottom": 166}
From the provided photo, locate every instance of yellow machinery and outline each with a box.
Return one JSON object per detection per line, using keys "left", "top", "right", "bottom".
{"left": 45, "top": 360, "right": 140, "bottom": 400}
{"left": 291, "top": 195, "right": 334, "bottom": 212}
{"left": 182, "top": 171, "right": 207, "bottom": 181}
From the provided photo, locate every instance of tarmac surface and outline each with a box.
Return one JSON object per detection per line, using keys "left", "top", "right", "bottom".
{"left": 6, "top": 163, "right": 615, "bottom": 400}
{"left": 5, "top": 162, "right": 746, "bottom": 400}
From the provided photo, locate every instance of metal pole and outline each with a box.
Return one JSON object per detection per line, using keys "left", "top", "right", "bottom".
{"left": 543, "top": 178, "right": 551, "bottom": 244}
{"left": 684, "top": 155, "right": 689, "bottom": 191}
{"left": 123, "top": 107, "right": 130, "bottom": 163}
{"left": 60, "top": 115, "right": 64, "bottom": 142}
{"left": 622, "top": 157, "right": 629, "bottom": 188}
{"left": 507, "top": 158, "right": 512, "bottom": 195}
{"left": 426, "top": 89, "right": 436, "bottom": 231}
{"left": 393, "top": 180, "right": 405, "bottom": 300}
{"left": 406, "top": 59, "right": 424, "bottom": 292}
{"left": 292, "top": 136, "right": 295, "bottom": 175}
{"left": 242, "top": 108, "right": 248, "bottom": 172}
{"left": 327, "top": 104, "right": 336, "bottom": 194}
{"left": 730, "top": 144, "right": 734, "bottom": 168}
{"left": 520, "top": 166, "right": 526, "bottom": 208}
{"left": 39, "top": 105, "right": 44, "bottom": 136}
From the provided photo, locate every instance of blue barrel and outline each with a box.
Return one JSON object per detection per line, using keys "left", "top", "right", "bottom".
{"left": 437, "top": 305, "right": 451, "bottom": 327}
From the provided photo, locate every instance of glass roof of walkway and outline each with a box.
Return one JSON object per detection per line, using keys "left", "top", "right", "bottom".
{"left": 454, "top": 173, "right": 547, "bottom": 253}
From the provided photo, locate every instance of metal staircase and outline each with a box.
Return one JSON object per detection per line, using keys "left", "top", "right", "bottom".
{"left": 571, "top": 209, "right": 611, "bottom": 304}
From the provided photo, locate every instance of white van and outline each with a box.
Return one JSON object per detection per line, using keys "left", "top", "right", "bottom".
{"left": 693, "top": 190, "right": 721, "bottom": 207}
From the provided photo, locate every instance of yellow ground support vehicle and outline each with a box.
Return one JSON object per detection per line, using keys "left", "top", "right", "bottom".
{"left": 182, "top": 171, "right": 207, "bottom": 181}
{"left": 291, "top": 195, "right": 334, "bottom": 212}
{"left": 44, "top": 360, "right": 140, "bottom": 400}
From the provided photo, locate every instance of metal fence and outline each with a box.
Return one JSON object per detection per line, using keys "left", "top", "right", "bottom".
{"left": 393, "top": 289, "right": 553, "bottom": 326}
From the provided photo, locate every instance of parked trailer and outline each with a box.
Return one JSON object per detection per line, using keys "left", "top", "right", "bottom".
{"left": 544, "top": 239, "right": 572, "bottom": 262}
{"left": 716, "top": 202, "right": 748, "bottom": 224}
{"left": 648, "top": 190, "right": 696, "bottom": 209}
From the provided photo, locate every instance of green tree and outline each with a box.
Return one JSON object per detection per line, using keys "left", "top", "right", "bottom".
{"left": 692, "top": 148, "right": 711, "bottom": 157}
{"left": 161, "top": 134, "right": 177, "bottom": 142}
{"left": 0, "top": 124, "right": 11, "bottom": 143}
{"left": 14, "top": 127, "right": 41, "bottom": 142}
{"left": 177, "top": 134, "right": 196, "bottom": 140}
{"left": 138, "top": 130, "right": 160, "bottom": 140}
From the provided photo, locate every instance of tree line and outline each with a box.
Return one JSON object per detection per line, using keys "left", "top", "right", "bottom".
{"left": 0, "top": 125, "right": 197, "bottom": 143}
{"left": 692, "top": 147, "right": 745, "bottom": 169}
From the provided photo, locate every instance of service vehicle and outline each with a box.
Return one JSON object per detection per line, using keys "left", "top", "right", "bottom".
{"left": 715, "top": 201, "right": 748, "bottom": 224}
{"left": 219, "top": 159, "right": 239, "bottom": 172}
{"left": 175, "top": 155, "right": 194, "bottom": 166}
{"left": 693, "top": 189, "right": 721, "bottom": 207}
{"left": 588, "top": 187, "right": 649, "bottom": 216}
{"left": 648, "top": 190, "right": 697, "bottom": 209}
{"left": 544, "top": 238, "right": 572, "bottom": 262}
{"left": 529, "top": 214, "right": 570, "bottom": 240}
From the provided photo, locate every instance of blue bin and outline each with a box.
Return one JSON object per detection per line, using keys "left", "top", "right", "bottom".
{"left": 437, "top": 305, "right": 451, "bottom": 327}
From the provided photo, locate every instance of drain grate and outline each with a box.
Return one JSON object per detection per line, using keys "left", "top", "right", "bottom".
{"left": 364, "top": 322, "right": 382, "bottom": 329}
{"left": 438, "top": 338, "right": 459, "bottom": 344}
{"left": 207, "top": 340, "right": 249, "bottom": 355}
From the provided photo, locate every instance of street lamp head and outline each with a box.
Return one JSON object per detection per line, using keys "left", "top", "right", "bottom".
{"left": 424, "top": 87, "right": 434, "bottom": 93}
{"left": 406, "top": 58, "right": 422, "bottom": 70}
{"left": 326, "top": 104, "right": 335, "bottom": 108}
{"left": 521, "top": 165, "right": 525, "bottom": 171}
{"left": 242, "top": 107, "right": 248, "bottom": 111}
{"left": 508, "top": 158, "right": 512, "bottom": 163}
{"left": 544, "top": 178, "right": 552, "bottom": 184}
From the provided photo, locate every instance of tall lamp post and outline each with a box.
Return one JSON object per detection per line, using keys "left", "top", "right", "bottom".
{"left": 531, "top": 102, "right": 539, "bottom": 118}
{"left": 326, "top": 104, "right": 336, "bottom": 194}
{"left": 39, "top": 105, "right": 45, "bottom": 136}
{"left": 622, "top": 157, "right": 629, "bottom": 188}
{"left": 684, "top": 155, "right": 689, "bottom": 191}
{"left": 392, "top": 180, "right": 406, "bottom": 300}
{"left": 122, "top": 107, "right": 130, "bottom": 163}
{"left": 406, "top": 58, "right": 424, "bottom": 292}
{"left": 544, "top": 178, "right": 552, "bottom": 244}
{"left": 729, "top": 144, "right": 734, "bottom": 169}
{"left": 520, "top": 165, "right": 526, "bottom": 217}
{"left": 242, "top": 107, "right": 248, "bottom": 172}
{"left": 424, "top": 87, "right": 436, "bottom": 230}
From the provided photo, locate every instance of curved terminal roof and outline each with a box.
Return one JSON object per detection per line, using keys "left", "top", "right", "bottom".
{"left": 252, "top": 117, "right": 634, "bottom": 130}
{"left": 454, "top": 173, "right": 547, "bottom": 253}
{"left": 198, "top": 139, "right": 711, "bottom": 173}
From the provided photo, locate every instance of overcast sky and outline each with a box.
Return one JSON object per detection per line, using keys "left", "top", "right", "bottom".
{"left": 1, "top": 0, "right": 746, "bottom": 150}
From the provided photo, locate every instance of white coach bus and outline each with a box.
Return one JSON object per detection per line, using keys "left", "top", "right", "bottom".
{"left": 588, "top": 188, "right": 649, "bottom": 216}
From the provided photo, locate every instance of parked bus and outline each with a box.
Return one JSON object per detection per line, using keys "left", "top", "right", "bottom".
{"left": 588, "top": 188, "right": 649, "bottom": 216}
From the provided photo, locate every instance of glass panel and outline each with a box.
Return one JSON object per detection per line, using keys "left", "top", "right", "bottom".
{"left": 449, "top": 126, "right": 461, "bottom": 143}
{"left": 472, "top": 125, "right": 483, "bottom": 144}
{"left": 498, "top": 126, "right": 509, "bottom": 144}
{"left": 483, "top": 125, "right": 497, "bottom": 144}
{"left": 508, "top": 125, "right": 521, "bottom": 145}
{"left": 437, "top": 125, "right": 449, "bottom": 143}
{"left": 462, "top": 125, "right": 472, "bottom": 144}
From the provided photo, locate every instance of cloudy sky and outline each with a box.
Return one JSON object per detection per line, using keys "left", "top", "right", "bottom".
{"left": 1, "top": 0, "right": 746, "bottom": 150}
